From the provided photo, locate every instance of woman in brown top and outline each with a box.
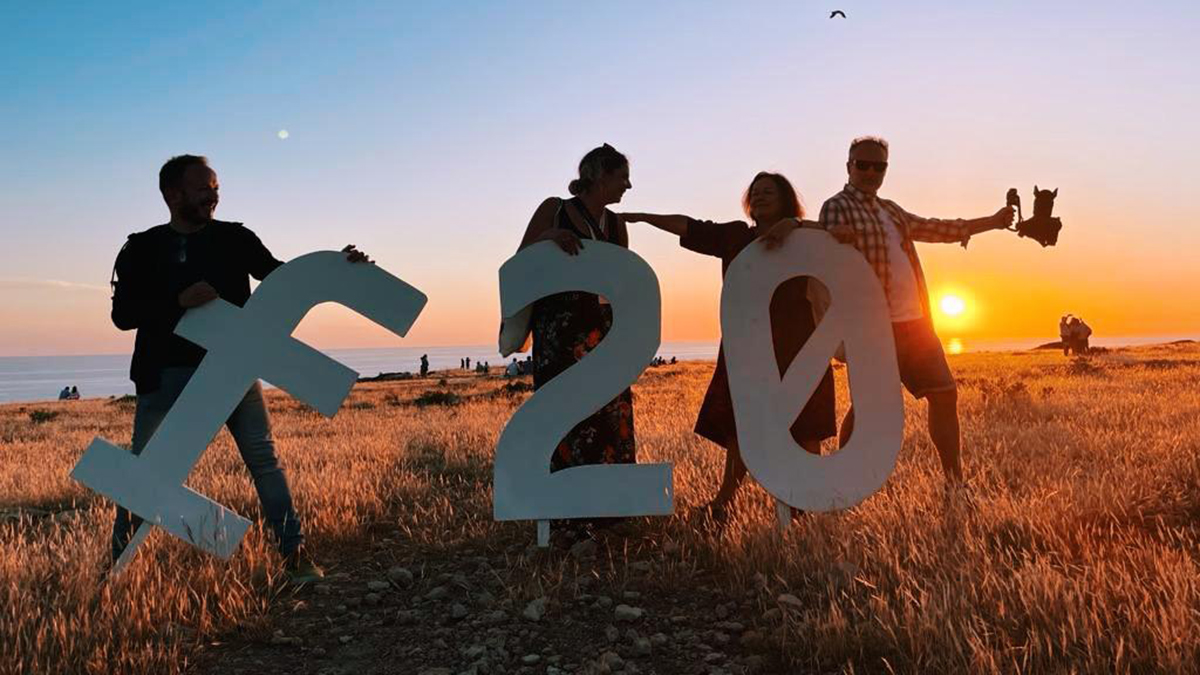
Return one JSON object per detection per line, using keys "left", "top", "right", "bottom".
{"left": 622, "top": 172, "right": 837, "bottom": 523}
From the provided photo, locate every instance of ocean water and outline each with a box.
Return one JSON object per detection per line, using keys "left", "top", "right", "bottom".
{"left": 0, "top": 341, "right": 722, "bottom": 404}
{"left": 0, "top": 336, "right": 1192, "bottom": 405}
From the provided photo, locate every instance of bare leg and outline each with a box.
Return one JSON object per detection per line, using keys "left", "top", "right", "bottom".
{"left": 710, "top": 439, "right": 748, "bottom": 510}
{"left": 926, "top": 389, "right": 963, "bottom": 484}
{"left": 710, "top": 435, "right": 822, "bottom": 520}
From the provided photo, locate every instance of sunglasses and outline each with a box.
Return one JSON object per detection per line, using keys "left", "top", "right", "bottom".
{"left": 853, "top": 160, "right": 888, "bottom": 172}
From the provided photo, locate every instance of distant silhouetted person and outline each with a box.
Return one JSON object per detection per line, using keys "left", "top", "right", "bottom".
{"left": 670, "top": 356, "right": 677, "bottom": 364}
{"left": 465, "top": 357, "right": 471, "bottom": 370}
{"left": 1067, "top": 317, "right": 1092, "bottom": 355}
{"left": 1059, "top": 314, "right": 1074, "bottom": 356}
{"left": 1076, "top": 319, "right": 1092, "bottom": 353}
{"left": 420, "top": 354, "right": 429, "bottom": 377}
{"left": 506, "top": 358, "right": 519, "bottom": 378}
{"left": 59, "top": 386, "right": 71, "bottom": 400}
{"left": 69, "top": 386, "right": 80, "bottom": 400}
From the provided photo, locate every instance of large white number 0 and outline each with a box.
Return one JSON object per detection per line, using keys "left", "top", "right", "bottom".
{"left": 494, "top": 241, "right": 674, "bottom": 543}
{"left": 722, "top": 229, "right": 904, "bottom": 513}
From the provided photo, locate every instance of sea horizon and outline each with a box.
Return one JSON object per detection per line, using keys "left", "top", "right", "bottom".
{"left": 1, "top": 335, "right": 1194, "bottom": 405}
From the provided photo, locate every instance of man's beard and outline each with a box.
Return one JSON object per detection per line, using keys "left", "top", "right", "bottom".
{"left": 186, "top": 203, "right": 215, "bottom": 223}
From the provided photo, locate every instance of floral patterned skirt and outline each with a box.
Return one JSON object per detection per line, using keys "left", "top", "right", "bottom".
{"left": 531, "top": 291, "right": 636, "bottom": 472}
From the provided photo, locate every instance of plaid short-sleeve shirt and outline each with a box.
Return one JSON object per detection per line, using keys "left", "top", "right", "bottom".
{"left": 817, "top": 183, "right": 972, "bottom": 320}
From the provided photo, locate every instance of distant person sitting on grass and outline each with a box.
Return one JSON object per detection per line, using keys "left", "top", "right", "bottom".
{"left": 108, "top": 154, "right": 373, "bottom": 584}
{"left": 58, "top": 386, "right": 71, "bottom": 400}
{"left": 68, "top": 386, "right": 80, "bottom": 400}
{"left": 505, "top": 358, "right": 520, "bottom": 378}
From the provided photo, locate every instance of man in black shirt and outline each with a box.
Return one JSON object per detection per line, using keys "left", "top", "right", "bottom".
{"left": 110, "top": 154, "right": 371, "bottom": 582}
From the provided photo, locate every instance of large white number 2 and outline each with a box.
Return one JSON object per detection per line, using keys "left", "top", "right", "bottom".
{"left": 722, "top": 229, "right": 904, "bottom": 518}
{"left": 494, "top": 241, "right": 674, "bottom": 545}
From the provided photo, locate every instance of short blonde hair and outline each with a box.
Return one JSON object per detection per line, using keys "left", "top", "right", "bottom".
{"left": 848, "top": 136, "right": 889, "bottom": 158}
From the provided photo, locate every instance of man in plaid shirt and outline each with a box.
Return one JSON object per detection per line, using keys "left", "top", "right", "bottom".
{"left": 821, "top": 136, "right": 1013, "bottom": 490}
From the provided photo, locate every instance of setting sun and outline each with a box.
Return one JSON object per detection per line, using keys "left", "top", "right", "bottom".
{"left": 940, "top": 294, "right": 966, "bottom": 317}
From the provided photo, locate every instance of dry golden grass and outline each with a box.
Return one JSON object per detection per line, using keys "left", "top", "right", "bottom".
{"left": 3, "top": 344, "right": 1200, "bottom": 674}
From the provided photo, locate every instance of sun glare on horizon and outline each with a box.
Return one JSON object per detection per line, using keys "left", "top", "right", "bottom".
{"left": 934, "top": 291, "right": 975, "bottom": 333}
{"left": 940, "top": 294, "right": 966, "bottom": 317}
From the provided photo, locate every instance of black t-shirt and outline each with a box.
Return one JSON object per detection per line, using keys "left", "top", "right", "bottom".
{"left": 111, "top": 220, "right": 283, "bottom": 393}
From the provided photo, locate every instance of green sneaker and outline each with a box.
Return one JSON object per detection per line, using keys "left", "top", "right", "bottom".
{"left": 283, "top": 548, "right": 325, "bottom": 585}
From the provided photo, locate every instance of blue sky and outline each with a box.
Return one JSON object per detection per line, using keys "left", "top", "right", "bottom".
{"left": 2, "top": 1, "right": 1198, "bottom": 355}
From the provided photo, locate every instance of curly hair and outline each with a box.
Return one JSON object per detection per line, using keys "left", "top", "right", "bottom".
{"left": 741, "top": 172, "right": 805, "bottom": 221}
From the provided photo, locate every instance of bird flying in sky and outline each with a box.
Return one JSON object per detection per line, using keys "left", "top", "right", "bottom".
{"left": 830, "top": 10, "right": 846, "bottom": 18}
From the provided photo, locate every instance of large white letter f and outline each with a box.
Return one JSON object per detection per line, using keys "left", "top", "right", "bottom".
{"left": 71, "top": 252, "right": 426, "bottom": 574}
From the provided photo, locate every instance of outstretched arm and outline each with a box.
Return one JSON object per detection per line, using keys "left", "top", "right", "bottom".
{"left": 906, "top": 207, "right": 1013, "bottom": 244}
{"left": 626, "top": 213, "right": 753, "bottom": 260}
{"left": 620, "top": 212, "right": 690, "bottom": 237}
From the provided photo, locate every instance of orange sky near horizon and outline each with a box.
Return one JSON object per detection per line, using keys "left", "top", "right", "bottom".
{"left": 4, "top": 177, "right": 1197, "bottom": 358}
{"left": 5, "top": 173, "right": 1200, "bottom": 358}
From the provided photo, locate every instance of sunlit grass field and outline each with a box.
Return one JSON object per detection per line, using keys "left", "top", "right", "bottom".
{"left": 3, "top": 343, "right": 1200, "bottom": 674}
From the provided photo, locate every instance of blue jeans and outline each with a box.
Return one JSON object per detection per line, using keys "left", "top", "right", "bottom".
{"left": 111, "top": 367, "right": 305, "bottom": 561}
